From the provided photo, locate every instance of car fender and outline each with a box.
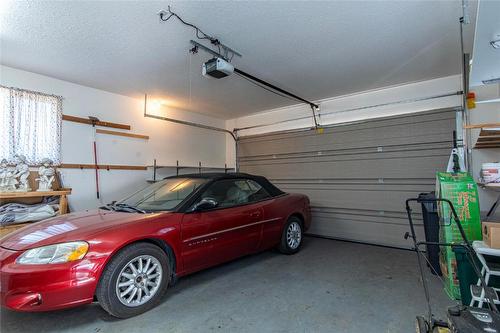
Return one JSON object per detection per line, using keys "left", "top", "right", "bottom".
{"left": 283, "top": 194, "right": 311, "bottom": 231}
{"left": 86, "top": 216, "right": 183, "bottom": 293}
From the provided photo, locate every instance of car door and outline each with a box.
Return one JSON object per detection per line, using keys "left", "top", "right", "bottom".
{"left": 180, "top": 209, "right": 215, "bottom": 273}
{"left": 192, "top": 179, "right": 265, "bottom": 265}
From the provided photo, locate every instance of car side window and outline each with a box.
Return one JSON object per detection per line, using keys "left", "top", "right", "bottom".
{"left": 244, "top": 179, "right": 271, "bottom": 202}
{"left": 194, "top": 178, "right": 271, "bottom": 210}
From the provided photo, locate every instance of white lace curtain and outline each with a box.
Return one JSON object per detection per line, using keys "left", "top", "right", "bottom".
{"left": 0, "top": 86, "right": 62, "bottom": 165}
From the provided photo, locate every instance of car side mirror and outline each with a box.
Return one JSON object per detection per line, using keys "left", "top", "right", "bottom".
{"left": 192, "top": 198, "right": 218, "bottom": 212}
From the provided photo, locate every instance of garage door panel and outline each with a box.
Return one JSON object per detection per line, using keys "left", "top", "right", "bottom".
{"left": 240, "top": 110, "right": 454, "bottom": 144}
{"left": 239, "top": 148, "right": 450, "bottom": 167}
{"left": 239, "top": 113, "right": 455, "bottom": 157}
{"left": 240, "top": 155, "right": 447, "bottom": 179}
{"left": 308, "top": 215, "right": 424, "bottom": 248}
{"left": 277, "top": 182, "right": 433, "bottom": 192}
{"left": 311, "top": 208, "right": 422, "bottom": 225}
{"left": 238, "top": 109, "right": 455, "bottom": 248}
{"left": 239, "top": 130, "right": 453, "bottom": 157}
{"left": 281, "top": 187, "right": 430, "bottom": 213}
{"left": 239, "top": 144, "right": 450, "bottom": 162}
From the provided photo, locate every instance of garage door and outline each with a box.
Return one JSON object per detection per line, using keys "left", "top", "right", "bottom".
{"left": 237, "top": 109, "right": 457, "bottom": 248}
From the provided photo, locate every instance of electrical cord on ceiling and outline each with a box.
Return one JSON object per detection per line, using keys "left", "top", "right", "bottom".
{"left": 234, "top": 72, "right": 306, "bottom": 104}
{"left": 160, "top": 5, "right": 221, "bottom": 54}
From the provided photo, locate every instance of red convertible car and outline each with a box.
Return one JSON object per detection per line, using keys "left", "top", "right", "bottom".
{"left": 0, "top": 173, "right": 311, "bottom": 318}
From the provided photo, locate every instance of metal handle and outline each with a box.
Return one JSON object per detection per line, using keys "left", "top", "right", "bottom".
{"left": 250, "top": 211, "right": 262, "bottom": 219}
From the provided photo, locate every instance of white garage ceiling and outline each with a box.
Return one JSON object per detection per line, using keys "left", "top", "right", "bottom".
{"left": 470, "top": 0, "right": 500, "bottom": 86}
{"left": 0, "top": 1, "right": 476, "bottom": 119}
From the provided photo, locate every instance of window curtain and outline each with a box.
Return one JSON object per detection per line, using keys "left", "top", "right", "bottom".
{"left": 0, "top": 86, "right": 62, "bottom": 165}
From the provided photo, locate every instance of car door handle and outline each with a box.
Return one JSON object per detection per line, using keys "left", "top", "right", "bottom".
{"left": 250, "top": 211, "right": 262, "bottom": 219}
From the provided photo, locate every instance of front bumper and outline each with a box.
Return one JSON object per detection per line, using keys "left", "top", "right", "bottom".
{"left": 0, "top": 246, "right": 101, "bottom": 312}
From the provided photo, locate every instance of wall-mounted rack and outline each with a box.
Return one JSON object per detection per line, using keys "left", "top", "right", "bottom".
{"left": 147, "top": 159, "right": 234, "bottom": 182}
{"left": 474, "top": 129, "right": 500, "bottom": 149}
{"left": 464, "top": 123, "right": 500, "bottom": 149}
{"left": 464, "top": 122, "right": 500, "bottom": 129}
{"left": 60, "top": 163, "right": 147, "bottom": 171}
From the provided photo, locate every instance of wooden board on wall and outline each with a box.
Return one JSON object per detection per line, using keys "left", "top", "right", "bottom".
{"left": 62, "top": 114, "right": 131, "bottom": 130}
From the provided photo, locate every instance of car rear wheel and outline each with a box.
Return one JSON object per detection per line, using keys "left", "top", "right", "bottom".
{"left": 278, "top": 216, "right": 303, "bottom": 254}
{"left": 96, "top": 243, "right": 170, "bottom": 318}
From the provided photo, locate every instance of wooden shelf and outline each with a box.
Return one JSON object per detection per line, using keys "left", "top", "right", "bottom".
{"left": 465, "top": 123, "right": 500, "bottom": 129}
{"left": 478, "top": 183, "right": 500, "bottom": 190}
{"left": 474, "top": 129, "right": 500, "bottom": 149}
{"left": 0, "top": 188, "right": 71, "bottom": 199}
{"left": 96, "top": 129, "right": 149, "bottom": 140}
{"left": 62, "top": 114, "right": 131, "bottom": 130}
{"left": 60, "top": 163, "right": 147, "bottom": 170}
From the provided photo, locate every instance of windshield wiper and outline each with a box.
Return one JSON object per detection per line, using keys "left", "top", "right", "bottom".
{"left": 115, "top": 203, "right": 147, "bottom": 214}
{"left": 104, "top": 203, "right": 147, "bottom": 214}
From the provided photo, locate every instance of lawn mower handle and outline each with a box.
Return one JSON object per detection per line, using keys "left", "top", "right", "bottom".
{"left": 405, "top": 197, "right": 499, "bottom": 315}
{"left": 405, "top": 198, "right": 470, "bottom": 245}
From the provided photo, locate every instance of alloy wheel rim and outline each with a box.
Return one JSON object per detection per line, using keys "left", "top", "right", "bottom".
{"left": 115, "top": 255, "right": 162, "bottom": 307}
{"left": 287, "top": 221, "right": 302, "bottom": 249}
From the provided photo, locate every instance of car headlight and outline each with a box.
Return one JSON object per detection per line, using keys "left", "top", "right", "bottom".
{"left": 16, "top": 241, "right": 89, "bottom": 265}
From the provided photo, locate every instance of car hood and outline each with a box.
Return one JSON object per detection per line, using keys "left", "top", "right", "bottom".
{"left": 0, "top": 209, "right": 167, "bottom": 251}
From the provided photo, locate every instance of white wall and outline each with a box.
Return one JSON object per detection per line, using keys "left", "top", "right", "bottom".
{"left": 469, "top": 83, "right": 500, "bottom": 217}
{"left": 226, "top": 75, "right": 463, "bottom": 167}
{"left": 1, "top": 65, "right": 228, "bottom": 211}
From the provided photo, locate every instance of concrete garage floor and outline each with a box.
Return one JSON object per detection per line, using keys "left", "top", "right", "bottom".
{"left": 1, "top": 237, "right": 454, "bottom": 333}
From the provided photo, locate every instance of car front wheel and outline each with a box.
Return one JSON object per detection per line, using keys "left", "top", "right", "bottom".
{"left": 278, "top": 216, "right": 303, "bottom": 254}
{"left": 96, "top": 243, "right": 170, "bottom": 318}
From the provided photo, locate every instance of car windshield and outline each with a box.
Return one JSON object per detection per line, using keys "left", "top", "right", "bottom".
{"left": 116, "top": 178, "right": 209, "bottom": 212}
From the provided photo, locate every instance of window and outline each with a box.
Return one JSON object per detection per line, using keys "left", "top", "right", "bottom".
{"left": 118, "top": 178, "right": 209, "bottom": 211}
{"left": 244, "top": 179, "right": 271, "bottom": 202}
{"left": 0, "top": 86, "right": 62, "bottom": 164}
{"left": 196, "top": 178, "right": 271, "bottom": 209}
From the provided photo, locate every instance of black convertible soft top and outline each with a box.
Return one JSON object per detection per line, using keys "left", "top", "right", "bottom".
{"left": 165, "top": 172, "right": 284, "bottom": 197}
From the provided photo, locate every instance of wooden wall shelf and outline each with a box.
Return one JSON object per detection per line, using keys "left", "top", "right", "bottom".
{"left": 0, "top": 188, "right": 71, "bottom": 199}
{"left": 96, "top": 129, "right": 149, "bottom": 140}
{"left": 60, "top": 163, "right": 147, "bottom": 171}
{"left": 465, "top": 123, "right": 500, "bottom": 129}
{"left": 62, "top": 114, "right": 131, "bottom": 130}
{"left": 474, "top": 129, "right": 500, "bottom": 149}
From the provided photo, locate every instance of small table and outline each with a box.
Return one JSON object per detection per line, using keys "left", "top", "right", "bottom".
{"left": 0, "top": 188, "right": 72, "bottom": 238}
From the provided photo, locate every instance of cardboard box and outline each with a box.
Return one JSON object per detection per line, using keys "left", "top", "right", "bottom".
{"left": 482, "top": 222, "right": 500, "bottom": 249}
{"left": 436, "top": 172, "right": 482, "bottom": 300}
